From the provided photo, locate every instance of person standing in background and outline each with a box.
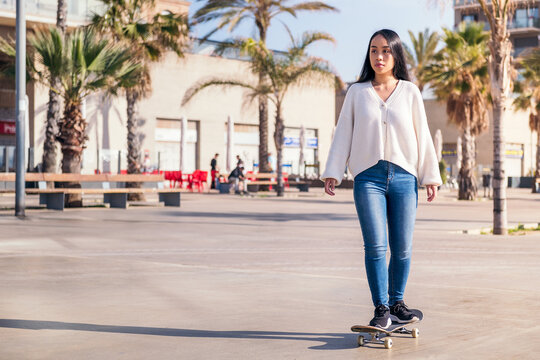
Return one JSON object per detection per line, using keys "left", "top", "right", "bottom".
{"left": 236, "top": 155, "right": 244, "bottom": 168}
{"left": 210, "top": 153, "right": 219, "bottom": 189}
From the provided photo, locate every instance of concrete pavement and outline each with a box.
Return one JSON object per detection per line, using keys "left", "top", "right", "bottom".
{"left": 0, "top": 188, "right": 539, "bottom": 359}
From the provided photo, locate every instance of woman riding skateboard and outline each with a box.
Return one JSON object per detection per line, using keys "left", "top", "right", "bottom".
{"left": 322, "top": 29, "right": 442, "bottom": 329}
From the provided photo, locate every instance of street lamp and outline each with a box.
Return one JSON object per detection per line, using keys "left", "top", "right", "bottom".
{"left": 15, "top": 0, "right": 26, "bottom": 217}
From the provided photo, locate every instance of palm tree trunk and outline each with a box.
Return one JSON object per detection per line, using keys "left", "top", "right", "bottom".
{"left": 126, "top": 89, "right": 144, "bottom": 201}
{"left": 534, "top": 130, "right": 540, "bottom": 193}
{"left": 42, "top": 86, "right": 60, "bottom": 173}
{"left": 274, "top": 105, "right": 284, "bottom": 197}
{"left": 491, "top": 99, "right": 508, "bottom": 234}
{"left": 487, "top": 20, "right": 511, "bottom": 235}
{"left": 58, "top": 100, "right": 86, "bottom": 207}
{"left": 258, "top": 97, "right": 270, "bottom": 172}
{"left": 258, "top": 73, "right": 270, "bottom": 173}
{"left": 56, "top": 0, "right": 67, "bottom": 33}
{"left": 458, "top": 126, "right": 477, "bottom": 200}
{"left": 41, "top": 0, "right": 67, "bottom": 173}
{"left": 257, "top": 28, "right": 270, "bottom": 174}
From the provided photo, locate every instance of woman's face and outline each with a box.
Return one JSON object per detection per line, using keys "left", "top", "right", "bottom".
{"left": 369, "top": 34, "right": 395, "bottom": 77}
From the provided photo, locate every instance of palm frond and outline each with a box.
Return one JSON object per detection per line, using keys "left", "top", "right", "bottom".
{"left": 182, "top": 78, "right": 262, "bottom": 106}
{"left": 91, "top": 0, "right": 190, "bottom": 98}
{"left": 424, "top": 23, "right": 490, "bottom": 134}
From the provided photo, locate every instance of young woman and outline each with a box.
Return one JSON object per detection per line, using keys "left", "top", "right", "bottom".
{"left": 321, "top": 29, "right": 442, "bottom": 329}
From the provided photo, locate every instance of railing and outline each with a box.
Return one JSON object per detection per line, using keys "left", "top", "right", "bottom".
{"left": 454, "top": 0, "right": 535, "bottom": 7}
{"left": 0, "top": 0, "right": 105, "bottom": 23}
{"left": 508, "top": 16, "right": 540, "bottom": 29}
{"left": 454, "top": 0, "right": 484, "bottom": 6}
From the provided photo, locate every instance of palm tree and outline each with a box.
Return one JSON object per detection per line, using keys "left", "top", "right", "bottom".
{"left": 91, "top": 0, "right": 190, "bottom": 198}
{"left": 192, "top": 0, "right": 338, "bottom": 172}
{"left": 182, "top": 32, "right": 338, "bottom": 196}
{"left": 1, "top": 27, "right": 141, "bottom": 206}
{"left": 404, "top": 28, "right": 439, "bottom": 93}
{"left": 424, "top": 22, "right": 490, "bottom": 200}
{"left": 513, "top": 49, "right": 540, "bottom": 191}
{"left": 476, "top": 0, "right": 517, "bottom": 235}
{"left": 42, "top": 0, "right": 68, "bottom": 173}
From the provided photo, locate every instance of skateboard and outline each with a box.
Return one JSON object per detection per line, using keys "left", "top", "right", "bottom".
{"left": 351, "top": 309, "right": 423, "bottom": 349}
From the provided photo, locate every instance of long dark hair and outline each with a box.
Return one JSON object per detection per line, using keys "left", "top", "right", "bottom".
{"left": 356, "top": 29, "right": 410, "bottom": 83}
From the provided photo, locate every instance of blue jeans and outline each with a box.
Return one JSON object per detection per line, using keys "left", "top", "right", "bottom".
{"left": 353, "top": 160, "right": 418, "bottom": 307}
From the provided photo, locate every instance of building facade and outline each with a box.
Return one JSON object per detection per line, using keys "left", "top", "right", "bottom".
{"left": 455, "top": 0, "right": 540, "bottom": 56}
{"left": 445, "top": 0, "right": 540, "bottom": 177}
{"left": 0, "top": 0, "right": 334, "bottom": 177}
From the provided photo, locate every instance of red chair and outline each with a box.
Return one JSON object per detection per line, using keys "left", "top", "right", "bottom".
{"left": 185, "top": 170, "right": 198, "bottom": 191}
{"left": 164, "top": 171, "right": 175, "bottom": 188}
{"left": 190, "top": 170, "right": 202, "bottom": 192}
{"left": 198, "top": 171, "right": 208, "bottom": 192}
{"left": 283, "top": 172, "right": 290, "bottom": 189}
{"left": 173, "top": 171, "right": 183, "bottom": 188}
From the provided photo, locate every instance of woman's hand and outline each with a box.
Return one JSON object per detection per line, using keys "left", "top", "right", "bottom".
{"left": 324, "top": 178, "right": 337, "bottom": 196}
{"left": 426, "top": 185, "right": 438, "bottom": 202}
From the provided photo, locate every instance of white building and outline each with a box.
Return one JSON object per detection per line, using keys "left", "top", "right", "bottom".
{"left": 0, "top": 0, "right": 334, "bottom": 177}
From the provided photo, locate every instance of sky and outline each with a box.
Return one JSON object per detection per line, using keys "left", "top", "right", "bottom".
{"left": 188, "top": 0, "right": 455, "bottom": 83}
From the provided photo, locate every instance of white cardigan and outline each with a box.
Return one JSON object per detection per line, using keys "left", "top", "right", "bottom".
{"left": 321, "top": 80, "right": 442, "bottom": 186}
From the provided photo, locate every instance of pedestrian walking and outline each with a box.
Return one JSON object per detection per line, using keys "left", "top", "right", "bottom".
{"left": 322, "top": 29, "right": 442, "bottom": 329}
{"left": 210, "top": 153, "right": 219, "bottom": 189}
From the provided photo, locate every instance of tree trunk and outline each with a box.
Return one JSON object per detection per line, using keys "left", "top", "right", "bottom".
{"left": 273, "top": 106, "right": 284, "bottom": 197}
{"left": 58, "top": 100, "right": 86, "bottom": 207}
{"left": 534, "top": 130, "right": 540, "bottom": 193}
{"left": 56, "top": 0, "right": 67, "bottom": 33}
{"left": 492, "top": 100, "right": 508, "bottom": 234}
{"left": 258, "top": 97, "right": 270, "bottom": 171}
{"left": 458, "top": 126, "right": 477, "bottom": 200}
{"left": 41, "top": 0, "right": 67, "bottom": 174}
{"left": 42, "top": 86, "right": 60, "bottom": 173}
{"left": 126, "top": 89, "right": 144, "bottom": 201}
{"left": 258, "top": 74, "right": 270, "bottom": 173}
{"left": 257, "top": 30, "right": 270, "bottom": 174}
{"left": 487, "top": 18, "right": 512, "bottom": 235}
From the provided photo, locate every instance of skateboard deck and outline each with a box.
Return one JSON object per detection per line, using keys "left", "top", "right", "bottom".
{"left": 351, "top": 309, "right": 423, "bottom": 349}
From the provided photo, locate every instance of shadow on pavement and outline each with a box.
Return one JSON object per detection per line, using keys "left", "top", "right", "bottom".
{"left": 0, "top": 319, "right": 360, "bottom": 350}
{"left": 160, "top": 211, "right": 357, "bottom": 223}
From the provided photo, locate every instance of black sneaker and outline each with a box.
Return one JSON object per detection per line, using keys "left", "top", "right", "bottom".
{"left": 369, "top": 304, "right": 391, "bottom": 329}
{"left": 390, "top": 301, "right": 419, "bottom": 323}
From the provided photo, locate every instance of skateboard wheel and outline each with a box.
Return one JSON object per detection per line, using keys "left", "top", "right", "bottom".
{"left": 412, "top": 328, "right": 419, "bottom": 338}
{"left": 357, "top": 335, "right": 365, "bottom": 347}
{"left": 384, "top": 338, "right": 392, "bottom": 349}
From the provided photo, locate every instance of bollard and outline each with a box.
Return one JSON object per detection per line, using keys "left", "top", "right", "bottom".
{"left": 117, "top": 150, "right": 121, "bottom": 174}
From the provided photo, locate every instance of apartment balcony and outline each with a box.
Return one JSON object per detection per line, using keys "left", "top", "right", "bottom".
{"left": 454, "top": 0, "right": 482, "bottom": 8}
{"left": 508, "top": 16, "right": 540, "bottom": 34}
{"left": 0, "top": 0, "right": 105, "bottom": 27}
{"left": 455, "top": 0, "right": 538, "bottom": 9}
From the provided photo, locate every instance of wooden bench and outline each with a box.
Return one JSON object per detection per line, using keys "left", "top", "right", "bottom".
{"left": 244, "top": 172, "right": 291, "bottom": 192}
{"left": 0, "top": 173, "right": 182, "bottom": 210}
{"left": 245, "top": 173, "right": 310, "bottom": 192}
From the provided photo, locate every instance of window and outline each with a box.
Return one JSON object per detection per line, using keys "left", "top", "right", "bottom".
{"left": 462, "top": 14, "right": 477, "bottom": 23}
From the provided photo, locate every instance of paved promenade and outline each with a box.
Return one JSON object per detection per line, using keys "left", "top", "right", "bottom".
{"left": 0, "top": 188, "right": 539, "bottom": 359}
